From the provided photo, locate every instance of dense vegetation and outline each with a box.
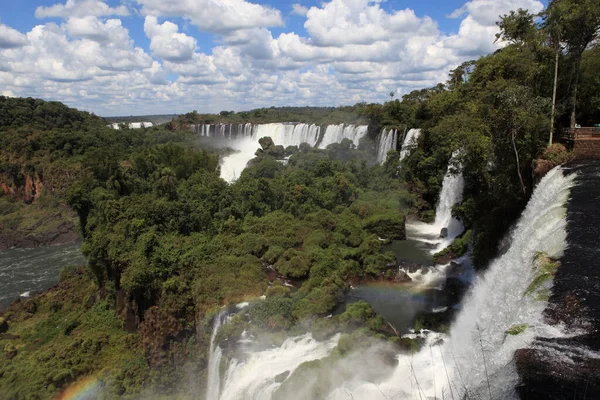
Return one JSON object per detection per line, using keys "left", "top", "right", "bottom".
{"left": 1, "top": 100, "right": 411, "bottom": 396}
{"left": 1, "top": 1, "right": 599, "bottom": 397}
{"left": 360, "top": 1, "right": 600, "bottom": 265}
{"left": 173, "top": 105, "right": 368, "bottom": 127}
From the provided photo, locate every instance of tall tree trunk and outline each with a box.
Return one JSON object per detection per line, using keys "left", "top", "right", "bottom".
{"left": 512, "top": 129, "right": 527, "bottom": 196}
{"left": 550, "top": 48, "right": 559, "bottom": 145}
{"left": 570, "top": 56, "right": 582, "bottom": 128}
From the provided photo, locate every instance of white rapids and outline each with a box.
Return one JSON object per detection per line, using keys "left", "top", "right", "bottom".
{"left": 192, "top": 123, "right": 368, "bottom": 182}
{"left": 327, "top": 166, "right": 576, "bottom": 400}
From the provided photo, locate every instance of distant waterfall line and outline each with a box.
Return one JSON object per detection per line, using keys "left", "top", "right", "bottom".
{"left": 191, "top": 123, "right": 368, "bottom": 182}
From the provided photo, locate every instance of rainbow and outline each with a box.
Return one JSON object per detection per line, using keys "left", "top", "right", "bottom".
{"left": 55, "top": 376, "right": 103, "bottom": 400}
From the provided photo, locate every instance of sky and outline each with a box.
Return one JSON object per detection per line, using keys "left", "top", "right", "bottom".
{"left": 0, "top": 0, "right": 546, "bottom": 116}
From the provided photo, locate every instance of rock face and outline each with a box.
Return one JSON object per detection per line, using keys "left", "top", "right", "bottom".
{"left": 517, "top": 161, "right": 600, "bottom": 399}
{"left": 516, "top": 337, "right": 600, "bottom": 399}
{"left": 439, "top": 227, "right": 448, "bottom": 238}
{"left": 0, "top": 218, "right": 79, "bottom": 250}
{"left": 395, "top": 269, "right": 412, "bottom": 283}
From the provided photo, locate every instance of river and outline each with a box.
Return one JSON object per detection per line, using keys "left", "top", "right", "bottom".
{"left": 0, "top": 243, "right": 85, "bottom": 309}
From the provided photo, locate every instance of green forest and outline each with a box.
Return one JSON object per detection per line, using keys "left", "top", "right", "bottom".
{"left": 0, "top": 0, "right": 599, "bottom": 398}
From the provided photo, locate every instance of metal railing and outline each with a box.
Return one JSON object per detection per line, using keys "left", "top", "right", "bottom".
{"left": 562, "top": 127, "right": 600, "bottom": 140}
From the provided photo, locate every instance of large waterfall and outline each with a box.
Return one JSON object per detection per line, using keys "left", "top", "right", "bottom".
{"left": 318, "top": 124, "right": 368, "bottom": 149}
{"left": 376, "top": 128, "right": 398, "bottom": 164}
{"left": 192, "top": 123, "right": 367, "bottom": 182}
{"left": 210, "top": 167, "right": 575, "bottom": 400}
{"left": 399, "top": 128, "right": 421, "bottom": 161}
{"left": 327, "top": 166, "right": 575, "bottom": 399}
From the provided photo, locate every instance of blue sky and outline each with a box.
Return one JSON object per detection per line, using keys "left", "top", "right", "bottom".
{"left": 0, "top": 0, "right": 546, "bottom": 116}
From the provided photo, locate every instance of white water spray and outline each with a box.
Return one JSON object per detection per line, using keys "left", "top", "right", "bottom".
{"left": 376, "top": 128, "right": 398, "bottom": 164}
{"left": 218, "top": 333, "right": 340, "bottom": 400}
{"left": 194, "top": 123, "right": 366, "bottom": 182}
{"left": 318, "top": 124, "right": 368, "bottom": 149}
{"left": 207, "top": 310, "right": 228, "bottom": 400}
{"left": 399, "top": 128, "right": 421, "bottom": 161}
{"left": 328, "top": 166, "right": 576, "bottom": 400}
{"left": 408, "top": 156, "right": 465, "bottom": 253}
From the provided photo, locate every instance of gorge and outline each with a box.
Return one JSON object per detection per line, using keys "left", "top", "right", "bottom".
{"left": 206, "top": 165, "right": 585, "bottom": 400}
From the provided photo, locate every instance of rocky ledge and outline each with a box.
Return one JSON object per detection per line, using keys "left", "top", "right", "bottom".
{"left": 0, "top": 206, "right": 79, "bottom": 250}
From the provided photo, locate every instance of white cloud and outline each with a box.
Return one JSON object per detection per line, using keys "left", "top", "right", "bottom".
{"left": 304, "top": 0, "right": 438, "bottom": 47}
{"left": 448, "top": 0, "right": 544, "bottom": 26}
{"left": 35, "top": 0, "right": 130, "bottom": 19}
{"left": 0, "top": 24, "right": 28, "bottom": 49}
{"left": 291, "top": 4, "right": 309, "bottom": 17}
{"left": 135, "top": 0, "right": 283, "bottom": 33}
{"left": 1, "top": 0, "right": 548, "bottom": 115}
{"left": 144, "top": 16, "right": 197, "bottom": 62}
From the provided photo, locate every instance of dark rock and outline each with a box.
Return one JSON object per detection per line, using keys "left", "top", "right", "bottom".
{"left": 443, "top": 277, "right": 467, "bottom": 306}
{"left": 439, "top": 227, "right": 448, "bottom": 238}
{"left": 274, "top": 371, "right": 290, "bottom": 383}
{"left": 270, "top": 145, "right": 285, "bottom": 159}
{"left": 285, "top": 145, "right": 299, "bottom": 156}
{"left": 448, "top": 261, "right": 463, "bottom": 276}
{"left": 23, "top": 299, "right": 37, "bottom": 314}
{"left": 516, "top": 339, "right": 600, "bottom": 400}
{"left": 259, "top": 136, "right": 274, "bottom": 151}
{"left": 433, "top": 251, "right": 454, "bottom": 266}
{"left": 395, "top": 270, "right": 412, "bottom": 283}
{"left": 0, "top": 317, "right": 8, "bottom": 333}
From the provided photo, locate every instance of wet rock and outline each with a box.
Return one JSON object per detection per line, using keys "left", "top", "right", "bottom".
{"left": 448, "top": 261, "right": 463, "bottom": 277}
{"left": 516, "top": 339, "right": 600, "bottom": 399}
{"left": 259, "top": 136, "right": 275, "bottom": 151}
{"left": 395, "top": 270, "right": 412, "bottom": 283}
{"left": 274, "top": 371, "right": 290, "bottom": 383}
{"left": 439, "top": 227, "right": 448, "bottom": 238}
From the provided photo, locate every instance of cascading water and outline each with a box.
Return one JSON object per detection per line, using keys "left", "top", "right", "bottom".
{"left": 327, "top": 166, "right": 576, "bottom": 400}
{"left": 408, "top": 155, "right": 465, "bottom": 253}
{"left": 194, "top": 122, "right": 367, "bottom": 182}
{"left": 217, "top": 123, "right": 321, "bottom": 182}
{"left": 217, "top": 333, "right": 340, "bottom": 400}
{"left": 318, "top": 124, "right": 368, "bottom": 149}
{"left": 206, "top": 310, "right": 228, "bottom": 400}
{"left": 399, "top": 128, "right": 421, "bottom": 161}
{"left": 376, "top": 128, "right": 398, "bottom": 164}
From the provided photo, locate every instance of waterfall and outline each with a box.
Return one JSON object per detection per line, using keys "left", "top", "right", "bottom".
{"left": 218, "top": 333, "right": 340, "bottom": 400}
{"left": 399, "top": 128, "right": 421, "bottom": 161}
{"left": 408, "top": 156, "right": 465, "bottom": 252}
{"left": 318, "top": 124, "right": 368, "bottom": 149}
{"left": 193, "top": 123, "right": 365, "bottom": 182}
{"left": 206, "top": 310, "right": 228, "bottom": 400}
{"left": 433, "top": 161, "right": 465, "bottom": 243}
{"left": 327, "top": 166, "right": 576, "bottom": 400}
{"left": 376, "top": 128, "right": 398, "bottom": 164}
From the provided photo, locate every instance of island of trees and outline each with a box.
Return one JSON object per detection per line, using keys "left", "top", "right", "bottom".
{"left": 0, "top": 1, "right": 599, "bottom": 398}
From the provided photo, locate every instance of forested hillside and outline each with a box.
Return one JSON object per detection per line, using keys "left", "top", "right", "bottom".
{"left": 0, "top": 0, "right": 599, "bottom": 398}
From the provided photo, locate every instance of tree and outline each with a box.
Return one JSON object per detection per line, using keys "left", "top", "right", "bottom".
{"left": 495, "top": 9, "right": 539, "bottom": 47}
{"left": 539, "top": 6, "right": 566, "bottom": 144}
{"left": 546, "top": 0, "right": 600, "bottom": 127}
{"left": 389, "top": 91, "right": 395, "bottom": 101}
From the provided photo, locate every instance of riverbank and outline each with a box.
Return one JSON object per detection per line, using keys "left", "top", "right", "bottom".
{"left": 0, "top": 199, "right": 79, "bottom": 250}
